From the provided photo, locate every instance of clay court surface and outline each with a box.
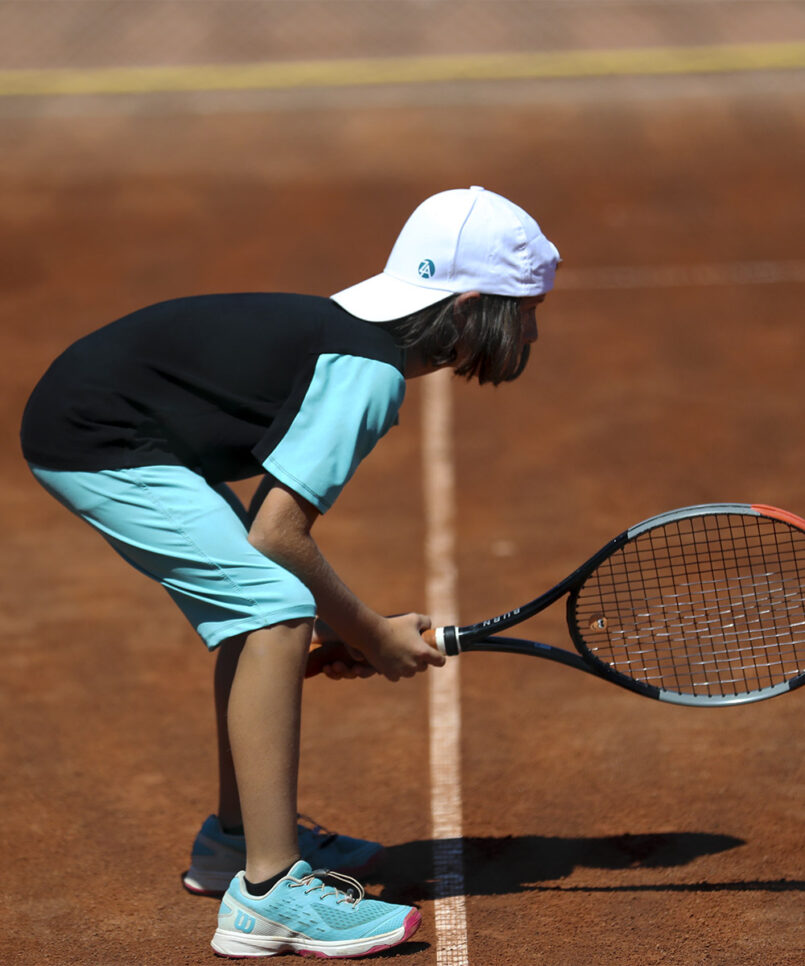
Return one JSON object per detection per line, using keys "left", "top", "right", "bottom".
{"left": 2, "top": 66, "right": 804, "bottom": 965}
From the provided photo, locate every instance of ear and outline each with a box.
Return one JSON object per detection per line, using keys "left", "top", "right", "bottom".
{"left": 453, "top": 291, "right": 481, "bottom": 328}
{"left": 454, "top": 291, "right": 481, "bottom": 310}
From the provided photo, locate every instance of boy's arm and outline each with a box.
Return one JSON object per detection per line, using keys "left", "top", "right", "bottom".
{"left": 248, "top": 482, "right": 444, "bottom": 681}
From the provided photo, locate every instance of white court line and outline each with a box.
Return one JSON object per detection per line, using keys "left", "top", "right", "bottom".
{"left": 423, "top": 368, "right": 469, "bottom": 966}
{"left": 559, "top": 259, "right": 805, "bottom": 290}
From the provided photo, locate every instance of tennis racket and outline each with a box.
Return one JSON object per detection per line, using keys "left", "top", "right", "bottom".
{"left": 306, "top": 503, "right": 805, "bottom": 706}
{"left": 424, "top": 503, "right": 805, "bottom": 707}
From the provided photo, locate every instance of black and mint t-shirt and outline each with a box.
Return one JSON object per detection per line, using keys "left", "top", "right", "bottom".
{"left": 20, "top": 293, "right": 406, "bottom": 512}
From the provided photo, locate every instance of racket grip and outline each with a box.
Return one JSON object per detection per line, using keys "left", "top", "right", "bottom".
{"left": 422, "top": 627, "right": 438, "bottom": 647}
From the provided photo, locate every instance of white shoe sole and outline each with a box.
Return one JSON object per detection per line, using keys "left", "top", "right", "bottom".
{"left": 210, "top": 908, "right": 421, "bottom": 959}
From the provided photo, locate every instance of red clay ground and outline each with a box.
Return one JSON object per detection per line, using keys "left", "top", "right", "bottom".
{"left": 2, "top": 73, "right": 804, "bottom": 965}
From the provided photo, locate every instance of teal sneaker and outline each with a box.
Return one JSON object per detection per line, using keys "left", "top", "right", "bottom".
{"left": 211, "top": 861, "right": 421, "bottom": 958}
{"left": 182, "top": 815, "right": 384, "bottom": 897}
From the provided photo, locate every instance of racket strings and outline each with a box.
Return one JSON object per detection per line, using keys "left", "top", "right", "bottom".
{"left": 573, "top": 513, "right": 805, "bottom": 697}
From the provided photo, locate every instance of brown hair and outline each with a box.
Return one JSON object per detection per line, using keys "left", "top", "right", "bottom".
{"left": 383, "top": 294, "right": 529, "bottom": 385}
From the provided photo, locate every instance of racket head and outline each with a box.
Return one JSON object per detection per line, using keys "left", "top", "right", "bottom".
{"left": 567, "top": 503, "right": 805, "bottom": 706}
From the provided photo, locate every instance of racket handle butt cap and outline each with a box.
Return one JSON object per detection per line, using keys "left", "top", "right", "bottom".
{"left": 425, "top": 626, "right": 460, "bottom": 656}
{"left": 423, "top": 626, "right": 452, "bottom": 654}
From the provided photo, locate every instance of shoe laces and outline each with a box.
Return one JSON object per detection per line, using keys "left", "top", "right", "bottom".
{"left": 291, "top": 868, "right": 365, "bottom": 906}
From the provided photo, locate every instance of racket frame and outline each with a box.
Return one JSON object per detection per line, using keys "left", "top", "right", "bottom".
{"left": 433, "top": 503, "right": 805, "bottom": 707}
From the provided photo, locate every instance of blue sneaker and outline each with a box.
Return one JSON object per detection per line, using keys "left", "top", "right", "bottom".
{"left": 182, "top": 815, "right": 384, "bottom": 897}
{"left": 211, "top": 861, "right": 421, "bottom": 958}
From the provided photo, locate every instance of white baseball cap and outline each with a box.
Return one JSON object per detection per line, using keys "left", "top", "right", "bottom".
{"left": 331, "top": 185, "right": 560, "bottom": 322}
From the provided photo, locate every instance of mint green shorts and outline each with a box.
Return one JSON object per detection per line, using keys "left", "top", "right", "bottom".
{"left": 29, "top": 464, "right": 316, "bottom": 649}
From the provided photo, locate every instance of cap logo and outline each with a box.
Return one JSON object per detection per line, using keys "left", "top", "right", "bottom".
{"left": 417, "top": 259, "right": 436, "bottom": 280}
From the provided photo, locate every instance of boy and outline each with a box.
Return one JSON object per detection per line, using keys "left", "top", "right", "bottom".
{"left": 21, "top": 186, "right": 559, "bottom": 958}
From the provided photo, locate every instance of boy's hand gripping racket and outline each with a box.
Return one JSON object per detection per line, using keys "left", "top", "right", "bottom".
{"left": 307, "top": 503, "right": 805, "bottom": 706}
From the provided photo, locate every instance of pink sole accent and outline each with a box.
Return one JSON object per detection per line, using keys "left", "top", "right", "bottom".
{"left": 297, "top": 908, "right": 422, "bottom": 959}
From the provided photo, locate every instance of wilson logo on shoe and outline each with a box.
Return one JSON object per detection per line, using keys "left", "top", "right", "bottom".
{"left": 234, "top": 910, "right": 257, "bottom": 934}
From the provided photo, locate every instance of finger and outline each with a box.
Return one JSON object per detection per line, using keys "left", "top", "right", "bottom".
{"left": 323, "top": 667, "right": 366, "bottom": 681}
{"left": 415, "top": 613, "right": 432, "bottom": 631}
{"left": 334, "top": 661, "right": 363, "bottom": 679}
{"left": 330, "top": 662, "right": 376, "bottom": 679}
{"left": 421, "top": 642, "right": 446, "bottom": 667}
{"left": 305, "top": 641, "right": 352, "bottom": 677}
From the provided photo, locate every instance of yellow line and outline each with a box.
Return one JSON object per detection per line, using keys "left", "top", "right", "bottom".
{"left": 2, "top": 43, "right": 805, "bottom": 97}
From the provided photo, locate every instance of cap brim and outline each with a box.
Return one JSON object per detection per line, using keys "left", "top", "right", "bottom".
{"left": 331, "top": 272, "right": 454, "bottom": 323}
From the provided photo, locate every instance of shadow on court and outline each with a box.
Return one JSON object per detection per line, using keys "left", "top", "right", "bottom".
{"left": 367, "top": 832, "right": 805, "bottom": 901}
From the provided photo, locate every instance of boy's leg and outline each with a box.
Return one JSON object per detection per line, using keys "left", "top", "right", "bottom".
{"left": 227, "top": 620, "right": 310, "bottom": 883}
{"left": 186, "top": 623, "right": 384, "bottom": 895}
{"left": 213, "top": 624, "right": 422, "bottom": 957}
